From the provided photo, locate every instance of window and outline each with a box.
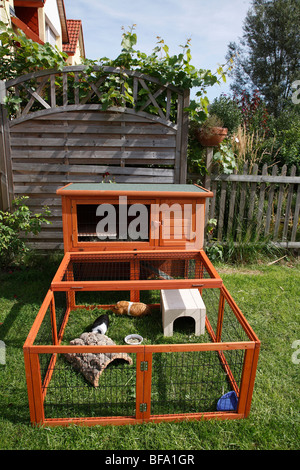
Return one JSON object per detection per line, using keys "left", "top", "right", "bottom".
{"left": 46, "top": 22, "right": 56, "bottom": 46}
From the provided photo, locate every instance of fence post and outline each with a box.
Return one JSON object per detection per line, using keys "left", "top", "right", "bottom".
{"left": 0, "top": 80, "right": 13, "bottom": 211}
{"left": 25, "top": 350, "right": 45, "bottom": 425}
{"left": 135, "top": 350, "right": 152, "bottom": 423}
{"left": 23, "top": 347, "right": 37, "bottom": 424}
{"left": 178, "top": 89, "right": 190, "bottom": 184}
{"left": 237, "top": 344, "right": 260, "bottom": 418}
{"left": 204, "top": 147, "right": 213, "bottom": 232}
{"left": 204, "top": 147, "right": 213, "bottom": 191}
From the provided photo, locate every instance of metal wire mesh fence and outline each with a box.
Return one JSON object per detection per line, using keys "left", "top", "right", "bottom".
{"left": 150, "top": 348, "right": 244, "bottom": 415}
{"left": 43, "top": 353, "right": 137, "bottom": 420}
{"left": 60, "top": 252, "right": 212, "bottom": 283}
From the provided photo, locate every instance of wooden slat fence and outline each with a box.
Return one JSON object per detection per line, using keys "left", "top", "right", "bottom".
{"left": 0, "top": 66, "right": 189, "bottom": 250}
{"left": 195, "top": 161, "right": 300, "bottom": 248}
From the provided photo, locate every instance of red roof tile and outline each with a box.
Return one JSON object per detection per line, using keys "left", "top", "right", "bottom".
{"left": 63, "top": 19, "right": 82, "bottom": 55}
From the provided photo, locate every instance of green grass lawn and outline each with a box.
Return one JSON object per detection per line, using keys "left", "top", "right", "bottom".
{"left": 0, "top": 254, "right": 299, "bottom": 450}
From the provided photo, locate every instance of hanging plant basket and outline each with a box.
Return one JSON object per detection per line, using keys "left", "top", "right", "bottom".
{"left": 195, "top": 126, "right": 228, "bottom": 147}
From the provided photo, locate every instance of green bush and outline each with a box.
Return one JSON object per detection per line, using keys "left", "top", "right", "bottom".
{"left": 274, "top": 110, "right": 300, "bottom": 169}
{"left": 0, "top": 197, "right": 51, "bottom": 268}
{"left": 209, "top": 94, "right": 242, "bottom": 134}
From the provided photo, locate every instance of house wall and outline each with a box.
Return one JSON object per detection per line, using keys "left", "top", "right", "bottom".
{"left": 14, "top": 6, "right": 39, "bottom": 35}
{"left": 44, "top": 0, "right": 63, "bottom": 49}
{"left": 1, "top": 1, "right": 84, "bottom": 63}
{"left": 0, "top": 0, "right": 14, "bottom": 25}
{"left": 66, "top": 39, "right": 82, "bottom": 65}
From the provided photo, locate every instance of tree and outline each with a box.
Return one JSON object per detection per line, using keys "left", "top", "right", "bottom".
{"left": 226, "top": 0, "right": 300, "bottom": 117}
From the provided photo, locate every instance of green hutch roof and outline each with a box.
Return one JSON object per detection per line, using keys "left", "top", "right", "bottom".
{"left": 57, "top": 183, "right": 211, "bottom": 195}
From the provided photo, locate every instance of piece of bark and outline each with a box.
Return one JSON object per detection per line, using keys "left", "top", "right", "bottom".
{"left": 64, "top": 332, "right": 133, "bottom": 387}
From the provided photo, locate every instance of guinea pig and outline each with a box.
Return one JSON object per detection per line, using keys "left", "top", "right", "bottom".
{"left": 111, "top": 301, "right": 151, "bottom": 317}
{"left": 91, "top": 314, "right": 110, "bottom": 335}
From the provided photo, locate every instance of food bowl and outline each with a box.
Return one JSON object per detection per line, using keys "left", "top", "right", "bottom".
{"left": 124, "top": 334, "right": 143, "bottom": 345}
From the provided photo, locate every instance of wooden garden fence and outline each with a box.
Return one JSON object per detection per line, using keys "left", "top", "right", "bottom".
{"left": 0, "top": 65, "right": 299, "bottom": 250}
{"left": 191, "top": 150, "right": 300, "bottom": 249}
{"left": 0, "top": 65, "right": 189, "bottom": 250}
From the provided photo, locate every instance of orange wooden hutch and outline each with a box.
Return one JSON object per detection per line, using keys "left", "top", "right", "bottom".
{"left": 56, "top": 182, "right": 213, "bottom": 252}
{"left": 23, "top": 183, "right": 260, "bottom": 427}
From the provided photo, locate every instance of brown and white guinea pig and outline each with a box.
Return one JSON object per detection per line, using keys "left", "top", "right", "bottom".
{"left": 111, "top": 301, "right": 151, "bottom": 317}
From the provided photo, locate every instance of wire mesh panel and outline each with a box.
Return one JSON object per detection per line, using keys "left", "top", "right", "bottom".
{"left": 41, "top": 352, "right": 137, "bottom": 420}
{"left": 60, "top": 252, "right": 212, "bottom": 283}
{"left": 70, "top": 261, "right": 131, "bottom": 282}
{"left": 221, "top": 296, "right": 249, "bottom": 343}
{"left": 201, "top": 287, "right": 222, "bottom": 335}
{"left": 149, "top": 349, "right": 244, "bottom": 415}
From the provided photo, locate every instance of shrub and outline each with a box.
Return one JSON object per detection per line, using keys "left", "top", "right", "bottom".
{"left": 0, "top": 197, "right": 51, "bottom": 268}
{"left": 270, "top": 108, "right": 300, "bottom": 169}
{"left": 234, "top": 89, "right": 270, "bottom": 135}
{"left": 209, "top": 94, "right": 242, "bottom": 134}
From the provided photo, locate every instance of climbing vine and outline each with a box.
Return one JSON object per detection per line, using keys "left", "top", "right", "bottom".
{"left": 0, "top": 23, "right": 228, "bottom": 124}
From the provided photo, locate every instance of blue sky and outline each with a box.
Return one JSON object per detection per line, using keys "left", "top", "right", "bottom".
{"left": 64, "top": 0, "right": 252, "bottom": 102}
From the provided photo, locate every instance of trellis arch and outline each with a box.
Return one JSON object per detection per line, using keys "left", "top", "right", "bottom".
{"left": 0, "top": 66, "right": 189, "bottom": 249}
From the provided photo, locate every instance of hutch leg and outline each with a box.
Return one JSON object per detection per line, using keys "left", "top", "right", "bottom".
{"left": 240, "top": 344, "right": 261, "bottom": 417}
{"left": 27, "top": 351, "right": 45, "bottom": 425}
{"left": 23, "top": 347, "right": 37, "bottom": 425}
{"left": 237, "top": 347, "right": 256, "bottom": 417}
